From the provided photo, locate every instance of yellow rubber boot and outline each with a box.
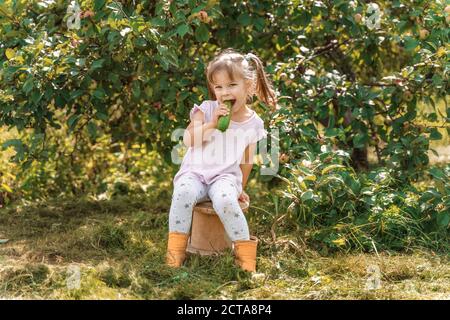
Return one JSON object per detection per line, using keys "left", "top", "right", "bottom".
{"left": 166, "top": 232, "right": 189, "bottom": 268}
{"left": 234, "top": 236, "right": 258, "bottom": 272}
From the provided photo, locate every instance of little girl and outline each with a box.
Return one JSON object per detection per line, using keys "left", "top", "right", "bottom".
{"left": 166, "top": 48, "right": 277, "bottom": 272}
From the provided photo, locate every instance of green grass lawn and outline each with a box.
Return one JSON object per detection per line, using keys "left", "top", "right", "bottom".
{"left": 0, "top": 194, "right": 448, "bottom": 300}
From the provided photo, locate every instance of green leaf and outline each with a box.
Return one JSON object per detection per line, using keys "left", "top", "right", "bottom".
{"left": 177, "top": 24, "right": 190, "bottom": 38}
{"left": 70, "top": 90, "right": 84, "bottom": 100}
{"left": 2, "top": 139, "right": 24, "bottom": 160}
{"left": 191, "top": 4, "right": 207, "bottom": 14}
{"left": 2, "top": 139, "right": 22, "bottom": 150}
{"left": 93, "top": 88, "right": 107, "bottom": 99}
{"left": 436, "top": 211, "right": 449, "bottom": 228}
{"left": 31, "top": 91, "right": 42, "bottom": 104}
{"left": 404, "top": 37, "right": 419, "bottom": 51}
{"left": 195, "top": 23, "right": 210, "bottom": 42}
{"left": 107, "top": 1, "right": 124, "bottom": 15}
{"left": 167, "top": 53, "right": 179, "bottom": 68}
{"left": 254, "top": 17, "right": 265, "bottom": 31}
{"left": 324, "top": 127, "right": 339, "bottom": 137}
{"left": 157, "top": 55, "right": 169, "bottom": 71}
{"left": 67, "top": 114, "right": 81, "bottom": 130}
{"left": 321, "top": 164, "right": 346, "bottom": 175}
{"left": 301, "top": 190, "right": 314, "bottom": 201}
{"left": 23, "top": 77, "right": 33, "bottom": 95}
{"left": 94, "top": 0, "right": 106, "bottom": 11}
{"left": 237, "top": 13, "right": 251, "bottom": 26}
{"left": 295, "top": 11, "right": 311, "bottom": 27}
{"left": 87, "top": 121, "right": 98, "bottom": 139}
{"left": 90, "top": 59, "right": 105, "bottom": 71}
{"left": 132, "top": 81, "right": 141, "bottom": 99}
{"left": 95, "top": 112, "right": 109, "bottom": 121}
{"left": 134, "top": 37, "right": 147, "bottom": 48}
{"left": 298, "top": 166, "right": 314, "bottom": 176}
{"left": 429, "top": 128, "right": 442, "bottom": 140}
{"left": 150, "top": 17, "right": 166, "bottom": 27}
{"left": 157, "top": 45, "right": 179, "bottom": 68}
{"left": 55, "top": 95, "right": 66, "bottom": 108}
{"left": 353, "top": 133, "right": 367, "bottom": 148}
{"left": 428, "top": 167, "right": 446, "bottom": 181}
{"left": 349, "top": 180, "right": 361, "bottom": 195}
{"left": 432, "top": 74, "right": 442, "bottom": 87}
{"left": 155, "top": 2, "right": 164, "bottom": 15}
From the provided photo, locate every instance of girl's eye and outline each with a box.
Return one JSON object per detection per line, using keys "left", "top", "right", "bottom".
{"left": 215, "top": 84, "right": 236, "bottom": 88}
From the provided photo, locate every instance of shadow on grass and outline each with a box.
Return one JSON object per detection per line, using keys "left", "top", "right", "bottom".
{"left": 0, "top": 194, "right": 261, "bottom": 299}
{"left": 0, "top": 191, "right": 448, "bottom": 300}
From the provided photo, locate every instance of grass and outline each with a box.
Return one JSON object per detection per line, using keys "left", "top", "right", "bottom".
{"left": 0, "top": 193, "right": 448, "bottom": 300}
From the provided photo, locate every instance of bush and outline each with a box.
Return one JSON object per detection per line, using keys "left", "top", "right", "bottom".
{"left": 277, "top": 146, "right": 449, "bottom": 251}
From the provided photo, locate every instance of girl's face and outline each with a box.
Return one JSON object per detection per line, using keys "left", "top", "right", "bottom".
{"left": 212, "top": 69, "right": 252, "bottom": 113}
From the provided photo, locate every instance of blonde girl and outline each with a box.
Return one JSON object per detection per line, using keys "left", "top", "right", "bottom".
{"left": 166, "top": 48, "right": 277, "bottom": 272}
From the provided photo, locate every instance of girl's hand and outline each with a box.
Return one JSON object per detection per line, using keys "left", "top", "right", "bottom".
{"left": 211, "top": 102, "right": 230, "bottom": 127}
{"left": 238, "top": 191, "right": 250, "bottom": 204}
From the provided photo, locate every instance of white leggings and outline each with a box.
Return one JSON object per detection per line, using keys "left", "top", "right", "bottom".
{"left": 169, "top": 174, "right": 250, "bottom": 241}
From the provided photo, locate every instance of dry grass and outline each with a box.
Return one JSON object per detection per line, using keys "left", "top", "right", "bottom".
{"left": 0, "top": 196, "right": 448, "bottom": 300}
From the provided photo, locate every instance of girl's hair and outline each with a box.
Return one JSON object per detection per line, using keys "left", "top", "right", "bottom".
{"left": 205, "top": 48, "right": 277, "bottom": 109}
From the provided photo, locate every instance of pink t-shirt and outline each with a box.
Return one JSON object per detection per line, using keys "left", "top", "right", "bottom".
{"left": 173, "top": 100, "right": 267, "bottom": 195}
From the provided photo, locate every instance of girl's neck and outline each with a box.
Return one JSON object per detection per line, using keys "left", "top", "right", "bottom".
{"left": 231, "top": 105, "right": 252, "bottom": 122}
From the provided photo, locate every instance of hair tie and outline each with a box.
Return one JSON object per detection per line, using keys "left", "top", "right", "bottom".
{"left": 244, "top": 53, "right": 253, "bottom": 62}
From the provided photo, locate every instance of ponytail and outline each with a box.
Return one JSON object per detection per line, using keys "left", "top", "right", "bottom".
{"left": 245, "top": 53, "right": 278, "bottom": 110}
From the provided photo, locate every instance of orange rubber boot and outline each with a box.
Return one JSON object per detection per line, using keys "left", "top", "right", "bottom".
{"left": 234, "top": 236, "right": 258, "bottom": 272}
{"left": 166, "top": 232, "right": 189, "bottom": 268}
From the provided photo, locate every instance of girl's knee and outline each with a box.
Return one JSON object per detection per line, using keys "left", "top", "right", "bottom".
{"left": 173, "top": 184, "right": 204, "bottom": 202}
{"left": 212, "top": 196, "right": 240, "bottom": 215}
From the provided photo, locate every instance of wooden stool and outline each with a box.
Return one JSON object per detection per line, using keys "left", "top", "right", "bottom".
{"left": 186, "top": 200, "right": 250, "bottom": 256}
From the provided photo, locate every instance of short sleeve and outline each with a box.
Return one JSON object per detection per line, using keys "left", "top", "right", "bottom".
{"left": 250, "top": 118, "right": 268, "bottom": 144}
{"left": 255, "top": 127, "right": 268, "bottom": 143}
{"left": 189, "top": 101, "right": 209, "bottom": 121}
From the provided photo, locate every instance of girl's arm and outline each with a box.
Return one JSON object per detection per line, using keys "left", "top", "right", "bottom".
{"left": 183, "top": 103, "right": 230, "bottom": 148}
{"left": 240, "top": 143, "right": 257, "bottom": 190}
{"left": 183, "top": 111, "right": 216, "bottom": 148}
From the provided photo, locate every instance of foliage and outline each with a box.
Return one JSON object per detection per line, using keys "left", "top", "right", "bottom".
{"left": 0, "top": 0, "right": 449, "bottom": 251}
{"left": 277, "top": 146, "right": 449, "bottom": 251}
{"left": 0, "top": 0, "right": 448, "bottom": 173}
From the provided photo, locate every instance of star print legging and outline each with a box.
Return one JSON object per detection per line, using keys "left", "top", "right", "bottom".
{"left": 169, "top": 174, "right": 250, "bottom": 241}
